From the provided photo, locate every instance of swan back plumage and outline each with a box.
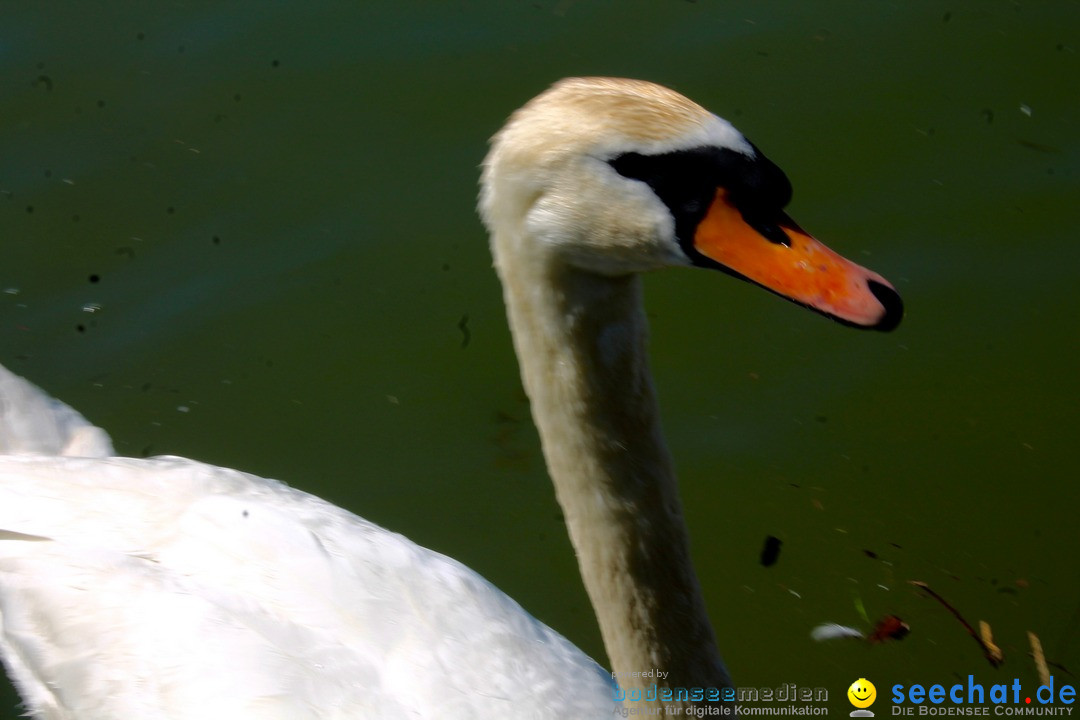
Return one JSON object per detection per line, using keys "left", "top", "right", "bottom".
{"left": 0, "top": 366, "right": 113, "bottom": 458}
{"left": 0, "top": 379, "right": 616, "bottom": 718}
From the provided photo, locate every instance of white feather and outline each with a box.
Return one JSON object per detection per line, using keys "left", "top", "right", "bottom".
{"left": 810, "top": 623, "right": 865, "bottom": 642}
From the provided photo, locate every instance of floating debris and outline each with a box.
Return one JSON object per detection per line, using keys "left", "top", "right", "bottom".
{"left": 1030, "top": 631, "right": 1051, "bottom": 688}
{"left": 458, "top": 313, "right": 471, "bottom": 349}
{"left": 869, "top": 615, "right": 910, "bottom": 643}
{"left": 980, "top": 621, "right": 1004, "bottom": 666}
{"left": 910, "top": 580, "right": 1003, "bottom": 668}
{"left": 811, "top": 623, "right": 864, "bottom": 642}
{"left": 811, "top": 615, "right": 909, "bottom": 644}
{"left": 760, "top": 535, "right": 782, "bottom": 567}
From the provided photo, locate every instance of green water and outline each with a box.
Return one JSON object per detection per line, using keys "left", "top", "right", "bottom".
{"left": 1, "top": 1, "right": 1077, "bottom": 716}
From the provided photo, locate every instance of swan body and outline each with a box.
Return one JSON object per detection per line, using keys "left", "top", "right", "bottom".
{"left": 0, "top": 459, "right": 615, "bottom": 718}
{"left": 0, "top": 367, "right": 616, "bottom": 718}
{"left": 0, "top": 77, "right": 901, "bottom": 718}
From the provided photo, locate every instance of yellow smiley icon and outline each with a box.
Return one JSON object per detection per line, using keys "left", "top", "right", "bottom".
{"left": 848, "top": 678, "right": 876, "bottom": 709}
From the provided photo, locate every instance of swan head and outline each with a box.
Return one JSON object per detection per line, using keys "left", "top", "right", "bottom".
{"left": 480, "top": 77, "right": 902, "bottom": 331}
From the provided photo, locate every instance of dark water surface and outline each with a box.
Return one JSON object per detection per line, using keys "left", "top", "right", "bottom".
{"left": 1, "top": 1, "right": 1078, "bottom": 715}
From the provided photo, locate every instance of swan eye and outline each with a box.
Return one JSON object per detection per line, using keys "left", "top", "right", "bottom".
{"left": 608, "top": 146, "right": 794, "bottom": 254}
{"left": 609, "top": 150, "right": 716, "bottom": 214}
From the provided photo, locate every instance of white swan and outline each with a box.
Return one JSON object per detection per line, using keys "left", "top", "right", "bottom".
{"left": 0, "top": 77, "right": 902, "bottom": 719}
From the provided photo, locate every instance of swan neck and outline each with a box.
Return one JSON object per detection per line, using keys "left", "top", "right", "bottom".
{"left": 493, "top": 230, "right": 732, "bottom": 697}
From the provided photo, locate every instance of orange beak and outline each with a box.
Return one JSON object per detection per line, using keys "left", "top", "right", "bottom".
{"left": 693, "top": 189, "right": 902, "bottom": 330}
